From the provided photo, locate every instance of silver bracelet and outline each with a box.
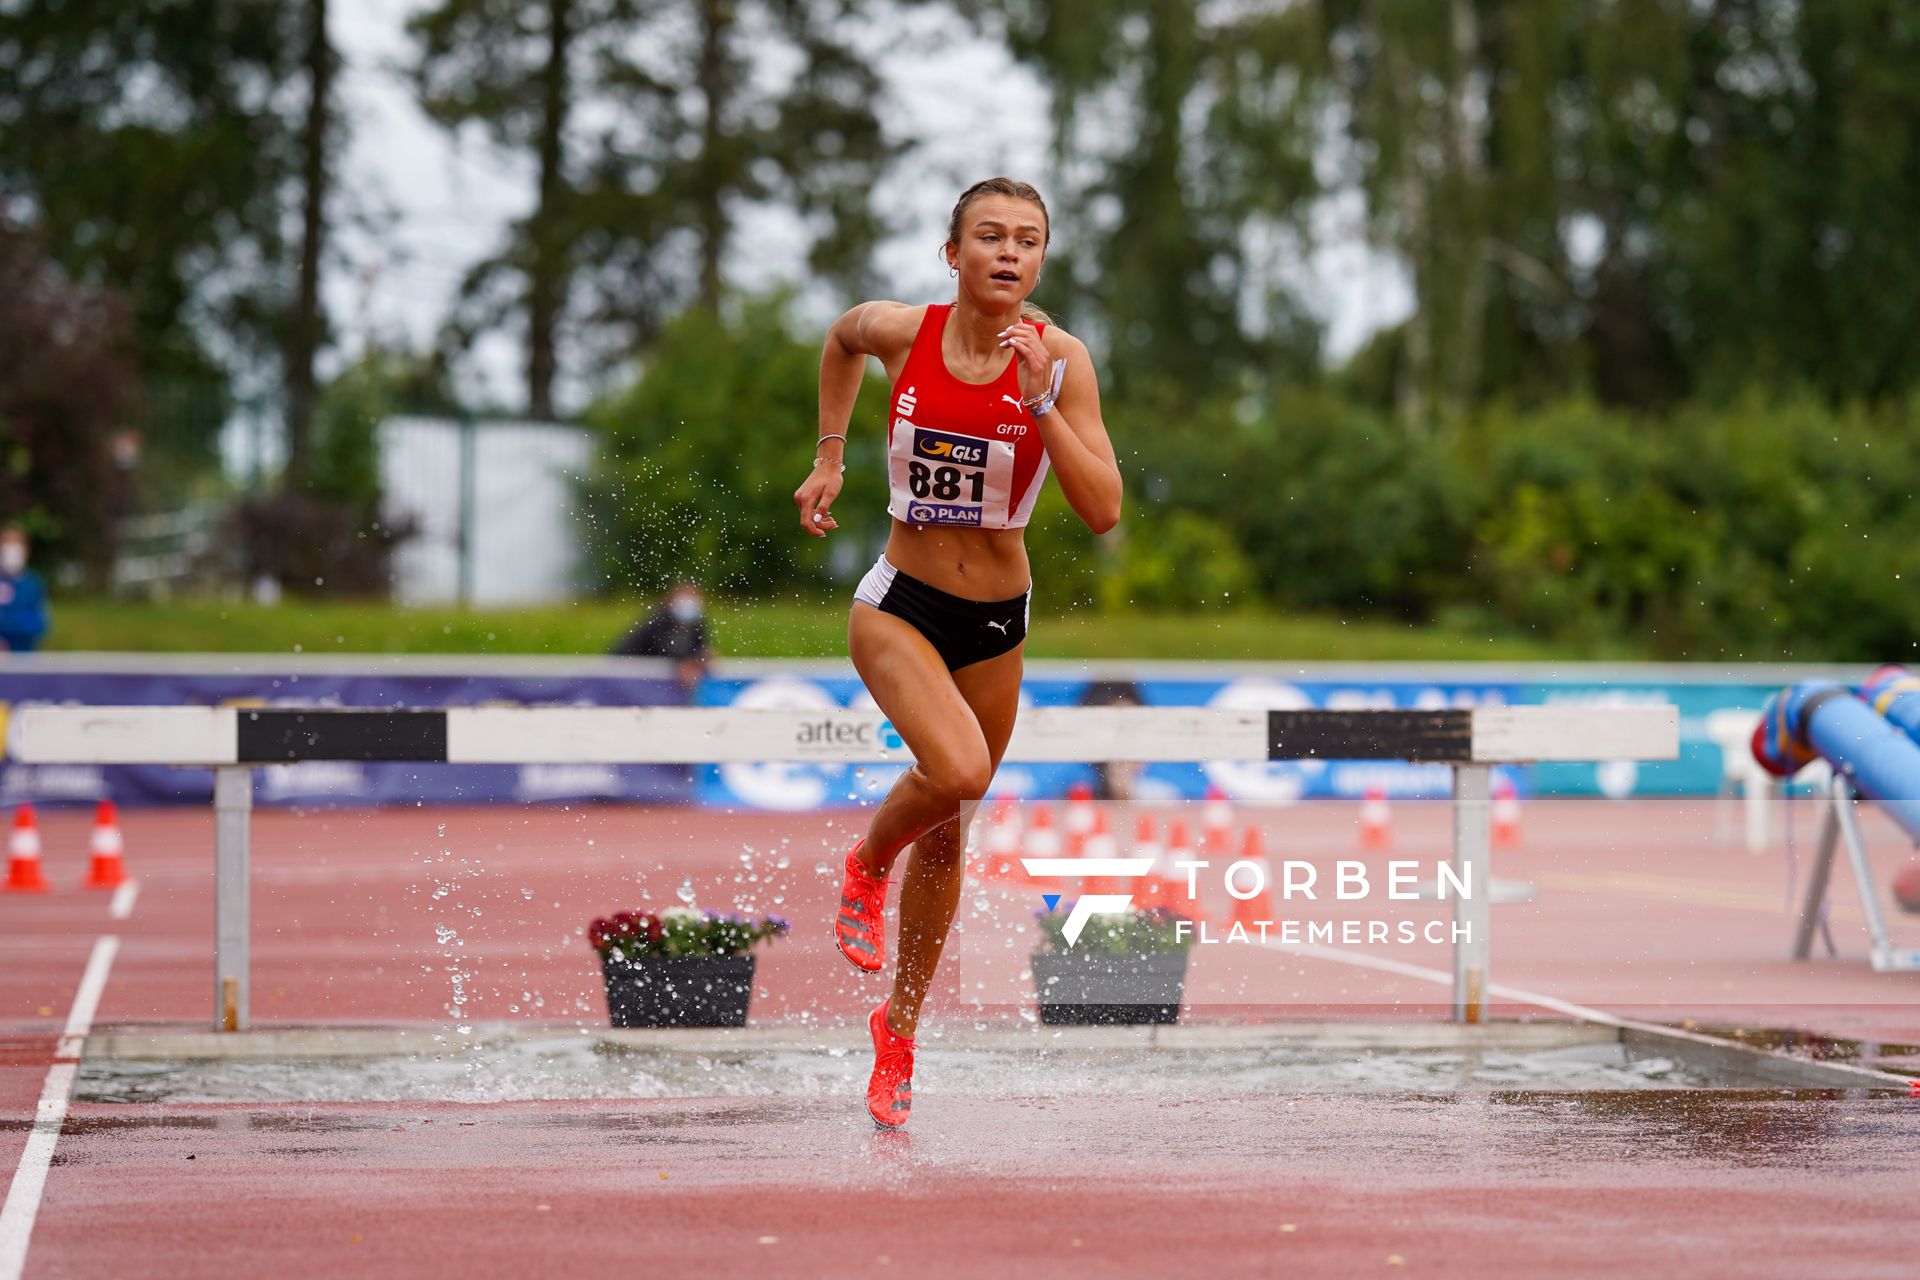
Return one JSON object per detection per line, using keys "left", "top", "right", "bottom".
{"left": 816, "top": 433, "right": 847, "bottom": 446}
{"left": 812, "top": 457, "right": 846, "bottom": 473}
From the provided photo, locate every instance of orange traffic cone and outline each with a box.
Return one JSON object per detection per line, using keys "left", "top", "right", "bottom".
{"left": 1136, "top": 819, "right": 1171, "bottom": 912}
{"left": 1202, "top": 784, "right": 1234, "bottom": 856}
{"left": 1357, "top": 786, "right": 1393, "bottom": 850}
{"left": 1161, "top": 818, "right": 1208, "bottom": 921}
{"left": 1022, "top": 802, "right": 1060, "bottom": 885}
{"left": 983, "top": 790, "right": 1029, "bottom": 882}
{"left": 85, "top": 798, "right": 128, "bottom": 889}
{"left": 1492, "top": 775, "right": 1523, "bottom": 848}
{"left": 1064, "top": 781, "right": 1097, "bottom": 857}
{"left": 1229, "top": 826, "right": 1274, "bottom": 931}
{"left": 4, "top": 804, "right": 51, "bottom": 893}
{"left": 1140, "top": 819, "right": 1192, "bottom": 914}
{"left": 975, "top": 794, "right": 1022, "bottom": 881}
{"left": 1107, "top": 813, "right": 1161, "bottom": 902}
{"left": 1080, "top": 809, "right": 1121, "bottom": 895}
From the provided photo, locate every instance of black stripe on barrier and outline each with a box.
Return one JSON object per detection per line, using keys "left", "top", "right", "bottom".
{"left": 1266, "top": 709, "right": 1472, "bottom": 762}
{"left": 236, "top": 710, "right": 450, "bottom": 763}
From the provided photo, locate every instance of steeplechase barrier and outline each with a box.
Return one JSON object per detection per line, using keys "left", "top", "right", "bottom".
{"left": 14, "top": 703, "right": 1676, "bottom": 1030}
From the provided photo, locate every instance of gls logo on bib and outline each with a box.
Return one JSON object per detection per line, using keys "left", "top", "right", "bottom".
{"left": 912, "top": 429, "right": 986, "bottom": 467}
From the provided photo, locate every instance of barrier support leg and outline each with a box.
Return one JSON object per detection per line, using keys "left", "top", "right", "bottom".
{"left": 1451, "top": 764, "right": 1491, "bottom": 1024}
{"left": 1742, "top": 773, "right": 1770, "bottom": 854}
{"left": 214, "top": 767, "right": 253, "bottom": 1031}
{"left": 1828, "top": 775, "right": 1920, "bottom": 972}
{"left": 1792, "top": 789, "right": 1840, "bottom": 961}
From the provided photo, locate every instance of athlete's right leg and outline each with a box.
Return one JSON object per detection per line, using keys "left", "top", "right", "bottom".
{"left": 846, "top": 603, "right": 994, "bottom": 877}
{"left": 842, "top": 602, "right": 994, "bottom": 1127}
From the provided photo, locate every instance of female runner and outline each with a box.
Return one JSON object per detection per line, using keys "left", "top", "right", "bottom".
{"left": 793, "top": 176, "right": 1121, "bottom": 1129}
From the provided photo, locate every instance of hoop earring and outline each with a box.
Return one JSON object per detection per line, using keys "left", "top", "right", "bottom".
{"left": 949, "top": 264, "right": 958, "bottom": 278}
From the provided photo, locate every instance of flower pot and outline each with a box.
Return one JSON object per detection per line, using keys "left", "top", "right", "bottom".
{"left": 599, "top": 952, "right": 757, "bottom": 1028}
{"left": 1031, "top": 949, "right": 1189, "bottom": 1025}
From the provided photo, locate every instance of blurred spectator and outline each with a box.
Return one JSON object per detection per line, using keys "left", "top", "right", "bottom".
{"left": 1080, "top": 678, "right": 1145, "bottom": 801}
{"left": 612, "top": 582, "right": 713, "bottom": 691}
{"left": 0, "top": 525, "right": 49, "bottom": 652}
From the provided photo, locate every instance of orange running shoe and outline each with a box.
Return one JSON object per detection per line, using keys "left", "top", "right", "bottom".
{"left": 834, "top": 840, "right": 888, "bottom": 973}
{"left": 866, "top": 998, "right": 915, "bottom": 1129}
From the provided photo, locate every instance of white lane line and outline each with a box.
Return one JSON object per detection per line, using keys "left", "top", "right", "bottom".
{"left": 108, "top": 880, "right": 138, "bottom": 921}
{"left": 1262, "top": 938, "right": 1465, "bottom": 987}
{"left": 0, "top": 935, "right": 119, "bottom": 1280}
{"left": 1258, "top": 936, "right": 1640, "bottom": 1024}
{"left": 1258, "top": 937, "right": 1911, "bottom": 1087}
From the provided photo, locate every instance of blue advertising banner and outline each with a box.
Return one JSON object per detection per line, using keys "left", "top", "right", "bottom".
{"left": 2, "top": 659, "right": 1792, "bottom": 809}
{"left": 0, "top": 668, "right": 692, "bottom": 808}
{"left": 1521, "top": 681, "right": 1781, "bottom": 799}
{"left": 695, "top": 672, "right": 1765, "bottom": 810}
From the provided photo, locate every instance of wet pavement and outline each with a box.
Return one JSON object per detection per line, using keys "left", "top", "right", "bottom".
{"left": 24, "top": 1089, "right": 1920, "bottom": 1278}
{"left": 5, "top": 798, "right": 1920, "bottom": 1277}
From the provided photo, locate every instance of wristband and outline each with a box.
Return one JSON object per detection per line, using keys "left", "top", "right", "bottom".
{"left": 1021, "top": 358, "right": 1069, "bottom": 417}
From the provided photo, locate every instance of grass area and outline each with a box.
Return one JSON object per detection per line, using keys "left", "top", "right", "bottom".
{"left": 42, "top": 596, "right": 1624, "bottom": 662}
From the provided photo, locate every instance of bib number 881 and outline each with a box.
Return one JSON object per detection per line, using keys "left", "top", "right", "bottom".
{"left": 908, "top": 460, "right": 985, "bottom": 503}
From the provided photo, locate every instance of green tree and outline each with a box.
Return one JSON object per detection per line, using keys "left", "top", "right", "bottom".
{"left": 0, "top": 1, "right": 307, "bottom": 385}
{"left": 1318, "top": 0, "right": 1497, "bottom": 427}
{"left": 409, "top": 0, "right": 898, "bottom": 418}
{"left": 0, "top": 224, "right": 141, "bottom": 582}
{"left": 990, "top": 0, "right": 1328, "bottom": 401}
{"left": 1, "top": 0, "right": 349, "bottom": 502}
{"left": 283, "top": 0, "right": 340, "bottom": 490}
{"left": 1660, "top": 0, "right": 1920, "bottom": 402}
{"left": 1328, "top": 1, "right": 1920, "bottom": 417}
{"left": 583, "top": 296, "right": 890, "bottom": 596}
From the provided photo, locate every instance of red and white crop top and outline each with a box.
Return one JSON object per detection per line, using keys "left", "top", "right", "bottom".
{"left": 885, "top": 303, "right": 1052, "bottom": 531}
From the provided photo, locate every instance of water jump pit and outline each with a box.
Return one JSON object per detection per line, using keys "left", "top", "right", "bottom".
{"left": 75, "top": 1020, "right": 1912, "bottom": 1106}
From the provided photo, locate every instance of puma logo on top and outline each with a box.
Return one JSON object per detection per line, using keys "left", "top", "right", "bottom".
{"left": 986, "top": 619, "right": 1011, "bottom": 635}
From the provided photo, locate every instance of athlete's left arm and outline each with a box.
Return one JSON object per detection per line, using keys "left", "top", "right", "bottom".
{"left": 1004, "top": 324, "right": 1122, "bottom": 534}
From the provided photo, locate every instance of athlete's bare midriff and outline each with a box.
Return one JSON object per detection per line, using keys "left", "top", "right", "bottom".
{"left": 883, "top": 521, "right": 1031, "bottom": 602}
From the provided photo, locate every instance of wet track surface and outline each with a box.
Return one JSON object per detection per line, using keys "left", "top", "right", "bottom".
{"left": 7, "top": 799, "right": 1920, "bottom": 1277}
{"left": 26, "top": 1089, "right": 1920, "bottom": 1279}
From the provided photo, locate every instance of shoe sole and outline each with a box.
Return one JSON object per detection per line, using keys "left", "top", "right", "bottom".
{"left": 835, "top": 932, "right": 884, "bottom": 973}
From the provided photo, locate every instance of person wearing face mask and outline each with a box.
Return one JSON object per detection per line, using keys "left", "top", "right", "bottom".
{"left": 0, "top": 525, "right": 48, "bottom": 654}
{"left": 610, "top": 582, "right": 713, "bottom": 692}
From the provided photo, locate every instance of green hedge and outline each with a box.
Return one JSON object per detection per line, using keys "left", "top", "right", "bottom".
{"left": 582, "top": 301, "right": 1920, "bottom": 661}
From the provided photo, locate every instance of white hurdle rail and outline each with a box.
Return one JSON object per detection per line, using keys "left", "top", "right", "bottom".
{"left": 15, "top": 703, "right": 1676, "bottom": 1030}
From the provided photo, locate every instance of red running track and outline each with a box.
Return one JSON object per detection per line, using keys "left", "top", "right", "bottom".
{"left": 4, "top": 797, "right": 1919, "bottom": 1277}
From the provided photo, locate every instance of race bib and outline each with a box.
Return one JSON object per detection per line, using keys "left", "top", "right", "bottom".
{"left": 886, "top": 423, "right": 1016, "bottom": 528}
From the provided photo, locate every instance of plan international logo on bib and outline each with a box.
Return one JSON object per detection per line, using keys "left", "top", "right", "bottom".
{"left": 906, "top": 503, "right": 982, "bottom": 526}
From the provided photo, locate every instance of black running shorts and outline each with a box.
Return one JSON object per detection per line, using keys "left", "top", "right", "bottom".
{"left": 853, "top": 556, "right": 1029, "bottom": 671}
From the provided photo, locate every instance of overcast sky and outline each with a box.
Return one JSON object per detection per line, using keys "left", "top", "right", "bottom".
{"left": 326, "top": 0, "right": 1409, "bottom": 416}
